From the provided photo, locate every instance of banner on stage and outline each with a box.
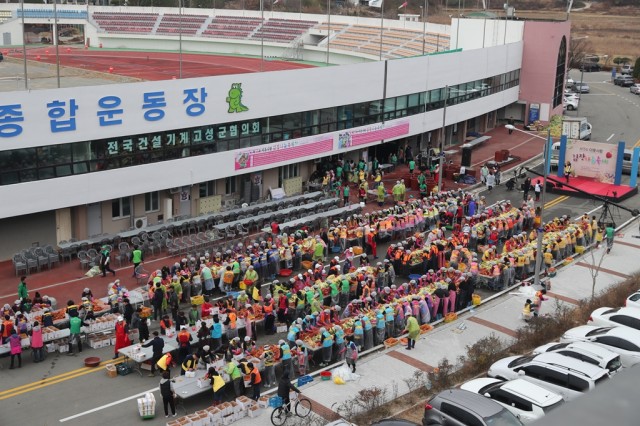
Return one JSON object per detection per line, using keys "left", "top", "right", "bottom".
{"left": 565, "top": 139, "right": 617, "bottom": 183}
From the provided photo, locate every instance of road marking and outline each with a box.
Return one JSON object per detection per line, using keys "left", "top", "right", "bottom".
{"left": 544, "top": 195, "right": 569, "bottom": 209}
{"left": 607, "top": 133, "right": 615, "bottom": 142}
{"left": 0, "top": 356, "right": 125, "bottom": 400}
{"left": 59, "top": 388, "right": 159, "bottom": 422}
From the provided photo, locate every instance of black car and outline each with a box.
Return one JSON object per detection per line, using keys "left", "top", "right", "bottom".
{"left": 614, "top": 75, "right": 635, "bottom": 87}
{"left": 580, "top": 62, "right": 600, "bottom": 72}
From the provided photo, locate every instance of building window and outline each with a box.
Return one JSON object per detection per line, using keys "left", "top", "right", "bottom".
{"left": 144, "top": 191, "right": 159, "bottom": 212}
{"left": 279, "top": 164, "right": 300, "bottom": 187}
{"left": 111, "top": 197, "right": 131, "bottom": 219}
{"left": 225, "top": 177, "right": 237, "bottom": 195}
{"left": 199, "top": 181, "right": 216, "bottom": 198}
{"left": 553, "top": 36, "right": 567, "bottom": 109}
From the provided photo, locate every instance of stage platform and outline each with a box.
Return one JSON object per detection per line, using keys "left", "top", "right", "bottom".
{"left": 546, "top": 175, "right": 637, "bottom": 202}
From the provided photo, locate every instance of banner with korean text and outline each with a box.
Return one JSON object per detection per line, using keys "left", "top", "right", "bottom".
{"left": 565, "top": 139, "right": 617, "bottom": 183}
{"left": 235, "top": 137, "right": 333, "bottom": 170}
{"left": 337, "top": 121, "right": 410, "bottom": 149}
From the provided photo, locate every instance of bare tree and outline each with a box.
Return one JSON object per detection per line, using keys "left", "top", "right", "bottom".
{"left": 586, "top": 243, "right": 608, "bottom": 300}
{"left": 568, "top": 37, "right": 594, "bottom": 70}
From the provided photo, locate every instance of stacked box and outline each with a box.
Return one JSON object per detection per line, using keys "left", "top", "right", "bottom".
{"left": 217, "top": 402, "right": 231, "bottom": 417}
{"left": 45, "top": 343, "right": 58, "bottom": 353}
{"left": 187, "top": 414, "right": 201, "bottom": 426}
{"left": 235, "top": 396, "right": 252, "bottom": 410}
{"left": 247, "top": 405, "right": 263, "bottom": 418}
{"left": 257, "top": 396, "right": 270, "bottom": 409}
{"left": 221, "top": 414, "right": 235, "bottom": 426}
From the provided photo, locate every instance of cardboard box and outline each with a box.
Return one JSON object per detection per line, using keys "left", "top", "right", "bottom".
{"left": 247, "top": 405, "right": 263, "bottom": 418}
{"left": 258, "top": 396, "right": 269, "bottom": 409}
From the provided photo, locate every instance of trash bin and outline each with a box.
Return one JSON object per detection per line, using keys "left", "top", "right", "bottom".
{"left": 461, "top": 147, "right": 472, "bottom": 167}
{"left": 494, "top": 150, "right": 505, "bottom": 162}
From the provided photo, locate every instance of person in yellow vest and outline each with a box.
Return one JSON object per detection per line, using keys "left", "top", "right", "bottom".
{"left": 206, "top": 367, "right": 226, "bottom": 406}
{"left": 222, "top": 266, "right": 235, "bottom": 293}
{"left": 181, "top": 353, "right": 199, "bottom": 376}
{"left": 156, "top": 352, "right": 174, "bottom": 374}
{"left": 522, "top": 299, "right": 534, "bottom": 321}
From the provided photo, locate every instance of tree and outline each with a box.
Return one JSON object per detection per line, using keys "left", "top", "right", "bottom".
{"left": 567, "top": 37, "right": 593, "bottom": 70}
{"left": 587, "top": 241, "right": 608, "bottom": 300}
{"left": 634, "top": 58, "right": 640, "bottom": 81}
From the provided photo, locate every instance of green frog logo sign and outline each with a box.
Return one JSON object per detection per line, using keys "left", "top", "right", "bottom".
{"left": 226, "top": 83, "right": 249, "bottom": 113}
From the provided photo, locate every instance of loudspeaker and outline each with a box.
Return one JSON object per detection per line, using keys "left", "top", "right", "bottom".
{"left": 461, "top": 147, "right": 472, "bottom": 168}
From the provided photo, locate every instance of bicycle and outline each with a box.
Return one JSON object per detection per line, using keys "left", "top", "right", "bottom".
{"left": 270, "top": 395, "right": 312, "bottom": 426}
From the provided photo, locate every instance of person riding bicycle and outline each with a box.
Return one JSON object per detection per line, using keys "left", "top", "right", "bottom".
{"left": 277, "top": 372, "right": 301, "bottom": 414}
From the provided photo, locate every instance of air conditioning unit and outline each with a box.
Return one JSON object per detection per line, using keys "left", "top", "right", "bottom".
{"left": 169, "top": 187, "right": 181, "bottom": 194}
{"left": 134, "top": 217, "right": 148, "bottom": 229}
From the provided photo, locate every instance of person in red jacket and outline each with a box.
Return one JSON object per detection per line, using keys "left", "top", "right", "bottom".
{"left": 114, "top": 316, "right": 131, "bottom": 359}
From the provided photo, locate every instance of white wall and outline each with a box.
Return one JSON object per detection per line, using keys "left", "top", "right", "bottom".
{"left": 450, "top": 18, "right": 524, "bottom": 51}
{"left": 0, "top": 87, "right": 519, "bottom": 220}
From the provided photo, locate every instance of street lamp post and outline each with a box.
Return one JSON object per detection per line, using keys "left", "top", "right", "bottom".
{"left": 506, "top": 124, "right": 551, "bottom": 287}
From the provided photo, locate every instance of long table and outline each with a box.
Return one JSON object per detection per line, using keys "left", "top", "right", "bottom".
{"left": 263, "top": 204, "right": 362, "bottom": 233}
{"left": 118, "top": 338, "right": 178, "bottom": 377}
{"left": 214, "top": 197, "right": 339, "bottom": 233}
{"left": 58, "top": 192, "right": 324, "bottom": 249}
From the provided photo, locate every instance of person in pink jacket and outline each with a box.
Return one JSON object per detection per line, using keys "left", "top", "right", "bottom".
{"left": 9, "top": 330, "right": 22, "bottom": 369}
{"left": 30, "top": 321, "right": 44, "bottom": 363}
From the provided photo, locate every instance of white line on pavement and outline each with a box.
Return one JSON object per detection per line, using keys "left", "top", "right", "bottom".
{"left": 607, "top": 133, "right": 615, "bottom": 142}
{"left": 59, "top": 388, "right": 159, "bottom": 423}
{"left": 573, "top": 205, "right": 603, "bottom": 221}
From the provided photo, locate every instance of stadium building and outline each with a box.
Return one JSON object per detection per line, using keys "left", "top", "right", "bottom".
{"left": 0, "top": 4, "right": 569, "bottom": 260}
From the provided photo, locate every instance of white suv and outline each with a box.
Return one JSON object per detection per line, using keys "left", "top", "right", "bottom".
{"left": 532, "top": 341, "right": 622, "bottom": 374}
{"left": 461, "top": 378, "right": 564, "bottom": 423}
{"left": 488, "top": 353, "right": 610, "bottom": 401}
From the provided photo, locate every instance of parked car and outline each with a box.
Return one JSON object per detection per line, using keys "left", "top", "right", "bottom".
{"left": 532, "top": 341, "right": 622, "bottom": 374}
{"left": 565, "top": 78, "right": 575, "bottom": 89}
{"left": 560, "top": 325, "right": 640, "bottom": 368}
{"left": 630, "top": 84, "right": 640, "bottom": 95}
{"left": 563, "top": 98, "right": 579, "bottom": 111}
{"left": 626, "top": 291, "right": 640, "bottom": 309}
{"left": 423, "top": 389, "right": 523, "bottom": 426}
{"left": 621, "top": 64, "right": 634, "bottom": 75}
{"left": 372, "top": 420, "right": 417, "bottom": 426}
{"left": 580, "top": 62, "right": 601, "bottom": 72}
{"left": 573, "top": 82, "right": 590, "bottom": 93}
{"left": 461, "top": 378, "right": 564, "bottom": 424}
{"left": 588, "top": 306, "right": 640, "bottom": 332}
{"left": 487, "top": 353, "right": 610, "bottom": 401}
{"left": 563, "top": 90, "right": 580, "bottom": 101}
{"left": 614, "top": 75, "right": 635, "bottom": 87}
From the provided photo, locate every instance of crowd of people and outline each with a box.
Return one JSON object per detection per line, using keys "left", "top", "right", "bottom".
{"left": 4, "top": 163, "right": 610, "bottom": 413}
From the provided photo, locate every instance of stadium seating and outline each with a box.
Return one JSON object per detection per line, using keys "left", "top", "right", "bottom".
{"left": 92, "top": 12, "right": 159, "bottom": 35}
{"left": 156, "top": 13, "right": 208, "bottom": 36}
{"left": 17, "top": 8, "right": 88, "bottom": 19}
{"left": 86, "top": 10, "right": 449, "bottom": 55}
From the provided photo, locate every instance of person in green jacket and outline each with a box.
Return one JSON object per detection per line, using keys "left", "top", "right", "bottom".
{"left": 68, "top": 315, "right": 88, "bottom": 355}
{"left": 313, "top": 238, "right": 325, "bottom": 263}
{"left": 605, "top": 224, "right": 615, "bottom": 254}
{"left": 17, "top": 276, "right": 28, "bottom": 301}
{"left": 408, "top": 159, "right": 416, "bottom": 175}
{"left": 130, "top": 245, "right": 143, "bottom": 277}
{"left": 404, "top": 313, "right": 420, "bottom": 350}
{"left": 343, "top": 184, "right": 350, "bottom": 206}
{"left": 225, "top": 356, "right": 243, "bottom": 397}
